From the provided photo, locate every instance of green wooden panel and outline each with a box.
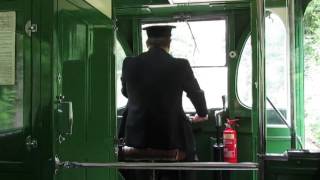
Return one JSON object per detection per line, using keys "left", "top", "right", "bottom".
{"left": 266, "top": 126, "right": 291, "bottom": 153}
{"left": 86, "top": 27, "right": 117, "bottom": 180}
{"left": 54, "top": 1, "right": 117, "bottom": 180}
{"left": 57, "top": 60, "right": 87, "bottom": 180}
{"left": 55, "top": 5, "right": 89, "bottom": 179}
{"left": 34, "top": 0, "right": 55, "bottom": 179}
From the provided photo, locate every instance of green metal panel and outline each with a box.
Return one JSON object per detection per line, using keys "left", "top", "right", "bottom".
{"left": 250, "top": 0, "right": 265, "bottom": 180}
{"left": 267, "top": 127, "right": 291, "bottom": 153}
{"left": 57, "top": 60, "right": 87, "bottom": 180}
{"left": 227, "top": 9, "right": 255, "bottom": 180}
{"left": 87, "top": 27, "right": 117, "bottom": 180}
{"left": 294, "top": 0, "right": 305, "bottom": 148}
{"left": 31, "top": 0, "right": 55, "bottom": 178}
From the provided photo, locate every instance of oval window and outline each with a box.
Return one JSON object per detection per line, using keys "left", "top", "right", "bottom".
{"left": 237, "top": 36, "right": 252, "bottom": 108}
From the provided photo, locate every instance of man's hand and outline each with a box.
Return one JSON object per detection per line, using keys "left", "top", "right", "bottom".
{"left": 191, "top": 114, "right": 208, "bottom": 123}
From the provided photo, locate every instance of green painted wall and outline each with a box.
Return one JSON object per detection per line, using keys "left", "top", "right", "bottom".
{"left": 53, "top": 1, "right": 117, "bottom": 180}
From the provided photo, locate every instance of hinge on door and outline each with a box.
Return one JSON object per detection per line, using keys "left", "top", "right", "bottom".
{"left": 57, "top": 73, "right": 62, "bottom": 85}
{"left": 25, "top": 20, "right": 38, "bottom": 37}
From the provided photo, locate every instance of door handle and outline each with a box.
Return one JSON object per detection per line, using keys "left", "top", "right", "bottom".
{"left": 56, "top": 95, "right": 74, "bottom": 143}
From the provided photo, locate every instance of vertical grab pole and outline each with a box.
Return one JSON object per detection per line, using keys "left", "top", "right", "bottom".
{"left": 288, "top": 0, "right": 297, "bottom": 150}
{"left": 255, "top": 0, "right": 266, "bottom": 179}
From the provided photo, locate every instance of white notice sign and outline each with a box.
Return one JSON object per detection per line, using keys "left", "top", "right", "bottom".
{"left": 0, "top": 11, "right": 16, "bottom": 85}
{"left": 85, "top": 0, "right": 112, "bottom": 18}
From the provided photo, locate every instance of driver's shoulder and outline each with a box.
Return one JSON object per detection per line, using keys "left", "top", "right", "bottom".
{"left": 173, "top": 58, "right": 191, "bottom": 68}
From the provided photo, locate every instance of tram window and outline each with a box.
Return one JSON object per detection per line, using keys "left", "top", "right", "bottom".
{"left": 0, "top": 34, "right": 23, "bottom": 132}
{"left": 115, "top": 39, "right": 128, "bottom": 108}
{"left": 304, "top": 0, "right": 320, "bottom": 150}
{"left": 265, "top": 11, "right": 290, "bottom": 125}
{"left": 237, "top": 36, "right": 252, "bottom": 108}
{"left": 142, "top": 20, "right": 227, "bottom": 111}
{"left": 237, "top": 11, "right": 290, "bottom": 125}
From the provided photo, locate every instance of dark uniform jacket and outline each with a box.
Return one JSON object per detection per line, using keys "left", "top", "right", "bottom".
{"left": 120, "top": 47, "right": 207, "bottom": 156}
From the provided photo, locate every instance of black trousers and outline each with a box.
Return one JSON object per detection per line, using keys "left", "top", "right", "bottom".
{"left": 120, "top": 169, "right": 196, "bottom": 180}
{"left": 119, "top": 154, "right": 197, "bottom": 180}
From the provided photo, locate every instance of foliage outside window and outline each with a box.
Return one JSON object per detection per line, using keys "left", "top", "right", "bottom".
{"left": 304, "top": 0, "right": 320, "bottom": 150}
{"left": 142, "top": 20, "right": 227, "bottom": 111}
{"left": 0, "top": 38, "right": 23, "bottom": 132}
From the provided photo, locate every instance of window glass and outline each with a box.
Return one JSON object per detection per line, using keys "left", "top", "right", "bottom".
{"left": 237, "top": 11, "right": 290, "bottom": 125}
{"left": 0, "top": 34, "right": 23, "bottom": 132}
{"left": 237, "top": 36, "right": 252, "bottom": 107}
{"left": 142, "top": 20, "right": 226, "bottom": 66}
{"left": 183, "top": 68, "right": 227, "bottom": 111}
{"left": 304, "top": 0, "right": 320, "bottom": 150}
{"left": 265, "top": 10, "right": 290, "bottom": 125}
{"left": 115, "top": 39, "right": 128, "bottom": 108}
{"left": 142, "top": 20, "right": 227, "bottom": 110}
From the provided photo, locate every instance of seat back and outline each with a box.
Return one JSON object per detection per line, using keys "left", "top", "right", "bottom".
{"left": 119, "top": 146, "right": 186, "bottom": 161}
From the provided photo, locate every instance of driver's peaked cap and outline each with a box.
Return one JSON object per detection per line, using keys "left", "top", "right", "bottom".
{"left": 143, "top": 25, "right": 176, "bottom": 38}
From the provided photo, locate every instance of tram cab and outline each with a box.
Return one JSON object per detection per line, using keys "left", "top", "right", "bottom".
{"left": 0, "top": 0, "right": 319, "bottom": 180}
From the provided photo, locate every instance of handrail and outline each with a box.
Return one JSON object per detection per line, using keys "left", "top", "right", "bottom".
{"left": 266, "top": 97, "right": 303, "bottom": 149}
{"left": 56, "top": 161, "right": 259, "bottom": 171}
{"left": 266, "top": 97, "right": 290, "bottom": 129}
{"left": 54, "top": 156, "right": 258, "bottom": 171}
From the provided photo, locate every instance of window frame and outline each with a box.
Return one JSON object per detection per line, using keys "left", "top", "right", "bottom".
{"left": 236, "top": 32, "right": 252, "bottom": 110}
{"left": 235, "top": 6, "right": 304, "bottom": 153}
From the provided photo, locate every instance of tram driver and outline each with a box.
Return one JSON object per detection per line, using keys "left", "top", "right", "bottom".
{"left": 119, "top": 25, "right": 208, "bottom": 180}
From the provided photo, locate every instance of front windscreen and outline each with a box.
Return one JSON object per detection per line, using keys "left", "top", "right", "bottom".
{"left": 142, "top": 20, "right": 227, "bottom": 111}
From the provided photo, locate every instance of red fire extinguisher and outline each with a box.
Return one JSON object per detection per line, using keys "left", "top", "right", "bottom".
{"left": 223, "top": 119, "right": 238, "bottom": 163}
